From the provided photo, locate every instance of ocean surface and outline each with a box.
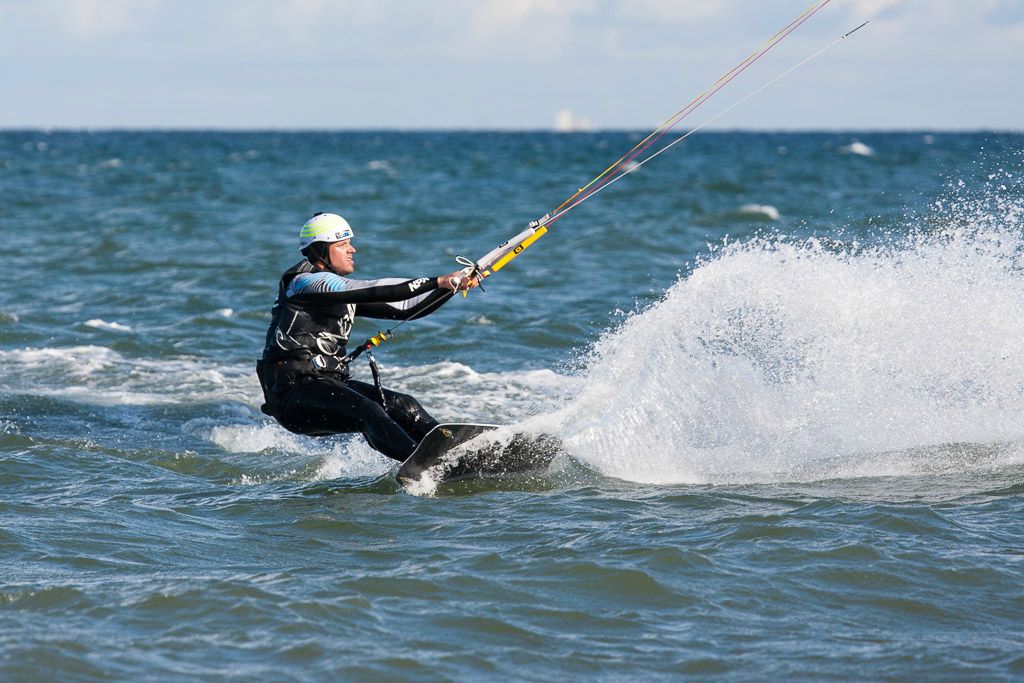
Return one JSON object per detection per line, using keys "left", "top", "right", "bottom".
{"left": 2, "top": 129, "right": 1023, "bottom": 680}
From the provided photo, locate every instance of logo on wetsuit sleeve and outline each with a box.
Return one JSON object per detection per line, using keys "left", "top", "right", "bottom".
{"left": 408, "top": 278, "right": 429, "bottom": 292}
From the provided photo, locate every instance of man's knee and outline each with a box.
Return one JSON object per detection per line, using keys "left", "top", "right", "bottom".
{"left": 387, "top": 391, "right": 430, "bottom": 420}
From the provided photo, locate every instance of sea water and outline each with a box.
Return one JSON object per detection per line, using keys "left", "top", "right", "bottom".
{"left": 1, "top": 130, "right": 1023, "bottom": 680}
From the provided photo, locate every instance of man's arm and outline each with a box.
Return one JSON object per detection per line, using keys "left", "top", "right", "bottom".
{"left": 287, "top": 273, "right": 440, "bottom": 305}
{"left": 355, "top": 289, "right": 455, "bottom": 321}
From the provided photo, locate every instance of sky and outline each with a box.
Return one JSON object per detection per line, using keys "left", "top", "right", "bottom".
{"left": 1, "top": 0, "right": 1022, "bottom": 130}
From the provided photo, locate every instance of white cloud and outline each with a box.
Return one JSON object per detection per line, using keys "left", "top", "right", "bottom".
{"left": 459, "top": 0, "right": 596, "bottom": 56}
{"left": 621, "top": 0, "right": 739, "bottom": 23}
{"left": 63, "top": 0, "right": 161, "bottom": 39}
{"left": 220, "top": 0, "right": 389, "bottom": 44}
{"left": 468, "top": 0, "right": 594, "bottom": 28}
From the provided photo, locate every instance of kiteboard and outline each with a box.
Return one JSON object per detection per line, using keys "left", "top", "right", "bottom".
{"left": 396, "top": 423, "right": 561, "bottom": 488}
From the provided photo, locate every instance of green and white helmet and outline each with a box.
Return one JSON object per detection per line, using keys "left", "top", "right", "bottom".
{"left": 298, "top": 212, "right": 354, "bottom": 251}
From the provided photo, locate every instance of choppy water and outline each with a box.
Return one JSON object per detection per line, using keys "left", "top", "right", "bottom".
{"left": 2, "top": 130, "right": 1024, "bottom": 680}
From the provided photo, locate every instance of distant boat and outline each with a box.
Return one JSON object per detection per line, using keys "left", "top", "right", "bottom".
{"left": 554, "top": 108, "right": 594, "bottom": 132}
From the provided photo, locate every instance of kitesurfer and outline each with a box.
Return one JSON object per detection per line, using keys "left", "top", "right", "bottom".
{"left": 257, "top": 212, "right": 475, "bottom": 461}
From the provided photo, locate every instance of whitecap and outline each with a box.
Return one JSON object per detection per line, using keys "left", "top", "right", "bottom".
{"left": 313, "top": 439, "right": 393, "bottom": 480}
{"left": 228, "top": 150, "right": 260, "bottom": 162}
{"left": 738, "top": 204, "right": 780, "bottom": 220}
{"left": 366, "top": 160, "right": 398, "bottom": 178}
{"left": 0, "top": 345, "right": 119, "bottom": 375}
{"left": 36, "top": 385, "right": 169, "bottom": 406}
{"left": 0, "top": 345, "right": 260, "bottom": 405}
{"left": 838, "top": 140, "right": 875, "bottom": 157}
{"left": 209, "top": 422, "right": 310, "bottom": 454}
{"left": 84, "top": 319, "right": 133, "bottom": 332}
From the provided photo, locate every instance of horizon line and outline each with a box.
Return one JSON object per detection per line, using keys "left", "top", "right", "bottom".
{"left": 2, "top": 125, "right": 1021, "bottom": 135}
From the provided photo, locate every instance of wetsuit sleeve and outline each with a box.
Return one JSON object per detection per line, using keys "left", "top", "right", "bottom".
{"left": 356, "top": 289, "right": 455, "bottom": 321}
{"left": 287, "top": 273, "right": 440, "bottom": 305}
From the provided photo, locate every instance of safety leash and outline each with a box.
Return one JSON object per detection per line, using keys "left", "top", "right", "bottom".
{"left": 364, "top": 347, "right": 388, "bottom": 409}
{"left": 342, "top": 328, "right": 394, "bottom": 409}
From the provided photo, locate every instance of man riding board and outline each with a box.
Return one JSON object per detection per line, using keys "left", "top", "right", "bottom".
{"left": 257, "top": 212, "right": 475, "bottom": 461}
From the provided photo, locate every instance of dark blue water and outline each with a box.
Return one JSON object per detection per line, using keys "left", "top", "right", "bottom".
{"left": 2, "top": 130, "right": 1024, "bottom": 680}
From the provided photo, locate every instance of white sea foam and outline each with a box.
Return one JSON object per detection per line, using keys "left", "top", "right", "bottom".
{"left": 84, "top": 319, "right": 133, "bottom": 333}
{"left": 738, "top": 204, "right": 780, "bottom": 220}
{"left": 401, "top": 472, "right": 441, "bottom": 497}
{"left": 0, "top": 346, "right": 259, "bottom": 406}
{"left": 399, "top": 426, "right": 521, "bottom": 497}
{"left": 554, "top": 191, "right": 1024, "bottom": 484}
{"left": 0, "top": 345, "right": 120, "bottom": 376}
{"left": 374, "top": 361, "right": 567, "bottom": 424}
{"left": 208, "top": 423, "right": 308, "bottom": 454}
{"left": 313, "top": 439, "right": 394, "bottom": 480}
{"left": 367, "top": 160, "right": 398, "bottom": 178}
{"left": 839, "top": 140, "right": 875, "bottom": 157}
{"left": 228, "top": 150, "right": 259, "bottom": 162}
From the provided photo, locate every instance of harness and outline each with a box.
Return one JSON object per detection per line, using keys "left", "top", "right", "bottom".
{"left": 258, "top": 260, "right": 356, "bottom": 413}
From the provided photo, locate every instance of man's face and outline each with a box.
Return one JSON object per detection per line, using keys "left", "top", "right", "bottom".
{"left": 328, "top": 239, "right": 356, "bottom": 275}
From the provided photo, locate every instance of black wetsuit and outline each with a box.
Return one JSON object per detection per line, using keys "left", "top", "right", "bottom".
{"left": 257, "top": 259, "right": 453, "bottom": 461}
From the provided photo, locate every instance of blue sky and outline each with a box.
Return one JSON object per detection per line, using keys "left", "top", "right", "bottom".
{"left": 2, "top": 0, "right": 1021, "bottom": 130}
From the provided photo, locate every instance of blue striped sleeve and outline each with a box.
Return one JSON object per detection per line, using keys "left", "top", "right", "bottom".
{"left": 285, "top": 272, "right": 350, "bottom": 298}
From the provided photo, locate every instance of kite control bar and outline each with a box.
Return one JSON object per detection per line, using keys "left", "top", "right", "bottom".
{"left": 451, "top": 214, "right": 550, "bottom": 293}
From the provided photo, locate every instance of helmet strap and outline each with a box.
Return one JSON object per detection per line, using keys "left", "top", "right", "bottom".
{"left": 305, "top": 243, "right": 339, "bottom": 274}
